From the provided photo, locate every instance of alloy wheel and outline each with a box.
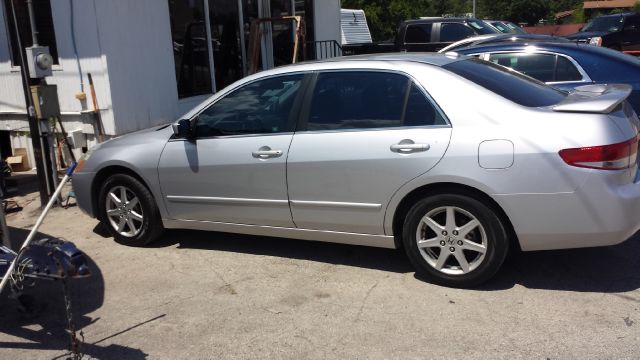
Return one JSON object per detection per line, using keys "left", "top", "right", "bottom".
{"left": 105, "top": 185, "right": 144, "bottom": 237}
{"left": 415, "top": 206, "right": 487, "bottom": 275}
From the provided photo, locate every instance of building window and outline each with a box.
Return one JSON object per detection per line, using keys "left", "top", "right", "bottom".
{"left": 3, "top": 0, "right": 59, "bottom": 67}
{"left": 169, "top": 0, "right": 213, "bottom": 98}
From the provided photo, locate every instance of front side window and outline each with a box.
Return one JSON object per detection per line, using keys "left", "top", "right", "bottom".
{"left": 306, "top": 71, "right": 446, "bottom": 131}
{"left": 582, "top": 16, "right": 624, "bottom": 33}
{"left": 3, "top": 0, "right": 58, "bottom": 66}
{"left": 487, "top": 53, "right": 582, "bottom": 83}
{"left": 440, "top": 23, "right": 474, "bottom": 42}
{"left": 405, "top": 24, "right": 432, "bottom": 43}
{"left": 195, "top": 74, "right": 304, "bottom": 137}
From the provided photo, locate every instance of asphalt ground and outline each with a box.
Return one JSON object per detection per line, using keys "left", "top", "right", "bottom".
{"left": 0, "top": 175, "right": 639, "bottom": 359}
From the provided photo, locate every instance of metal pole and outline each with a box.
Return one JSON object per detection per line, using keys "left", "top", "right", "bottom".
{"left": 26, "top": 0, "right": 39, "bottom": 46}
{"left": 0, "top": 188, "right": 10, "bottom": 249}
{"left": 473, "top": 0, "right": 476, "bottom": 18}
{"left": 9, "top": 0, "right": 50, "bottom": 207}
{"left": 0, "top": 162, "right": 77, "bottom": 295}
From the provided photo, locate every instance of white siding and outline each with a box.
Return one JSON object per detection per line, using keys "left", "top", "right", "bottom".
{"left": 0, "top": 0, "right": 114, "bottom": 134}
{"left": 0, "top": 0, "right": 186, "bottom": 138}
{"left": 93, "top": 0, "right": 183, "bottom": 135}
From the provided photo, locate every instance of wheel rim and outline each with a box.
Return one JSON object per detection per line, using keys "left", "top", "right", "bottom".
{"left": 415, "top": 206, "right": 488, "bottom": 276}
{"left": 105, "top": 185, "right": 144, "bottom": 237}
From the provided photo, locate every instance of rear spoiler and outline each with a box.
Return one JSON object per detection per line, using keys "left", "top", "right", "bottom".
{"left": 552, "top": 84, "right": 632, "bottom": 114}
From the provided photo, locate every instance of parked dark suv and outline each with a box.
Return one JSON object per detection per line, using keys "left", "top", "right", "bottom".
{"left": 397, "top": 18, "right": 498, "bottom": 52}
{"left": 342, "top": 17, "right": 498, "bottom": 55}
{"left": 566, "top": 12, "right": 640, "bottom": 50}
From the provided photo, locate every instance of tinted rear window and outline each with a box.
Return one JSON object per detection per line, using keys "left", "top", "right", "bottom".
{"left": 443, "top": 58, "right": 567, "bottom": 107}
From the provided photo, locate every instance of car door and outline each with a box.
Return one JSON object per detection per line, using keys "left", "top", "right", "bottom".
{"left": 158, "top": 73, "right": 308, "bottom": 227}
{"left": 621, "top": 15, "right": 640, "bottom": 51}
{"left": 286, "top": 70, "right": 452, "bottom": 235}
{"left": 483, "top": 52, "right": 592, "bottom": 90}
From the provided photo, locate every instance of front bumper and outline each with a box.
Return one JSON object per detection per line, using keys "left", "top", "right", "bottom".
{"left": 72, "top": 172, "right": 96, "bottom": 218}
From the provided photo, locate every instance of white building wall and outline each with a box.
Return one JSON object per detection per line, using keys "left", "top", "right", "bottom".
{"left": 92, "top": 0, "right": 192, "bottom": 135}
{"left": 314, "top": 0, "right": 341, "bottom": 43}
{"left": 0, "top": 0, "right": 342, "bottom": 168}
{"left": 0, "top": 0, "right": 114, "bottom": 130}
{"left": 0, "top": 0, "right": 191, "bottom": 139}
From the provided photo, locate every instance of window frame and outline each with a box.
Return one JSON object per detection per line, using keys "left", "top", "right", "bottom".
{"left": 473, "top": 50, "right": 592, "bottom": 85}
{"left": 296, "top": 69, "right": 451, "bottom": 134}
{"left": 177, "top": 71, "right": 313, "bottom": 141}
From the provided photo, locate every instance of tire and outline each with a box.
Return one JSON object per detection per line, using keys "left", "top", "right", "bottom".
{"left": 402, "top": 194, "right": 509, "bottom": 288}
{"left": 98, "top": 174, "right": 163, "bottom": 246}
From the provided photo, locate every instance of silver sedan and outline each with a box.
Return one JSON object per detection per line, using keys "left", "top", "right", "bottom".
{"left": 73, "top": 53, "right": 640, "bottom": 287}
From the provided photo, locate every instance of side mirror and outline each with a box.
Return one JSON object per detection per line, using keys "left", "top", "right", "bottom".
{"left": 172, "top": 119, "right": 193, "bottom": 139}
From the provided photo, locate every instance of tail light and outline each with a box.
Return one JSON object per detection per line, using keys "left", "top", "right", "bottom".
{"left": 559, "top": 135, "right": 639, "bottom": 170}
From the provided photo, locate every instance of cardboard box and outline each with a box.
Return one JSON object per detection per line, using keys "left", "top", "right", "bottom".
{"left": 7, "top": 148, "right": 30, "bottom": 172}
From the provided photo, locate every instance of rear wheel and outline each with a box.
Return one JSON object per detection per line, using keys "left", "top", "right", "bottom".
{"left": 98, "top": 174, "right": 163, "bottom": 246}
{"left": 402, "top": 194, "right": 508, "bottom": 288}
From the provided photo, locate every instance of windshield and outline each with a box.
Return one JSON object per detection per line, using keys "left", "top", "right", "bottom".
{"left": 468, "top": 20, "right": 499, "bottom": 35}
{"left": 443, "top": 58, "right": 566, "bottom": 107}
{"left": 504, "top": 22, "right": 526, "bottom": 34}
{"left": 490, "top": 21, "right": 511, "bottom": 33}
{"left": 582, "top": 16, "right": 624, "bottom": 33}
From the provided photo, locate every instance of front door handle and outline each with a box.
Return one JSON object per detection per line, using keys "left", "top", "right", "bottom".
{"left": 252, "top": 146, "right": 283, "bottom": 159}
{"left": 390, "top": 139, "right": 430, "bottom": 153}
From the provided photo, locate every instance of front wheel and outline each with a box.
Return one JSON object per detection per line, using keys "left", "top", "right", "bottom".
{"left": 98, "top": 174, "right": 164, "bottom": 246}
{"left": 402, "top": 194, "right": 509, "bottom": 288}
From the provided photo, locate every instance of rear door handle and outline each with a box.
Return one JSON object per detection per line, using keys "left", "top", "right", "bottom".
{"left": 390, "top": 140, "right": 430, "bottom": 153}
{"left": 252, "top": 146, "right": 283, "bottom": 159}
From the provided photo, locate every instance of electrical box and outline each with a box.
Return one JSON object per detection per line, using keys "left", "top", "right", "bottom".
{"left": 67, "top": 129, "right": 87, "bottom": 149}
{"left": 30, "top": 85, "right": 60, "bottom": 119}
{"left": 25, "top": 46, "right": 54, "bottom": 78}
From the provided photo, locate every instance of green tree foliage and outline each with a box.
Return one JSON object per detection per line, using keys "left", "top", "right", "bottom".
{"left": 572, "top": 3, "right": 586, "bottom": 24}
{"left": 341, "top": 0, "right": 591, "bottom": 41}
{"left": 635, "top": 1, "right": 640, "bottom": 13}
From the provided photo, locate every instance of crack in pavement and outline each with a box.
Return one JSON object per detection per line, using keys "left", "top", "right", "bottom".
{"left": 355, "top": 281, "right": 379, "bottom": 322}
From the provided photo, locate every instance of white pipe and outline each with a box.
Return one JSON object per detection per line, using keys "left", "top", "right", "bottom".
{"left": 0, "top": 162, "right": 77, "bottom": 295}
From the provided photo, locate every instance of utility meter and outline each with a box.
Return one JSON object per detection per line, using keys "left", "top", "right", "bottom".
{"left": 26, "top": 46, "right": 53, "bottom": 78}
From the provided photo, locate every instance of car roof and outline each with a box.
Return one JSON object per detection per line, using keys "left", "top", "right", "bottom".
{"left": 455, "top": 41, "right": 606, "bottom": 55}
{"left": 403, "top": 17, "right": 475, "bottom": 25}
{"left": 471, "top": 34, "right": 569, "bottom": 45}
{"left": 439, "top": 34, "right": 570, "bottom": 53}
{"left": 594, "top": 12, "right": 637, "bottom": 19}
{"left": 310, "top": 52, "right": 465, "bottom": 67}
{"left": 234, "top": 53, "right": 466, "bottom": 84}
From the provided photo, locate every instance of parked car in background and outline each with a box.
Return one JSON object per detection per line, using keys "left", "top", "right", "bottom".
{"left": 73, "top": 54, "right": 640, "bottom": 288}
{"left": 454, "top": 42, "right": 640, "bottom": 113}
{"left": 438, "top": 34, "right": 568, "bottom": 53}
{"left": 342, "top": 17, "right": 498, "bottom": 55}
{"left": 566, "top": 12, "right": 640, "bottom": 50}
{"left": 485, "top": 20, "right": 526, "bottom": 34}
